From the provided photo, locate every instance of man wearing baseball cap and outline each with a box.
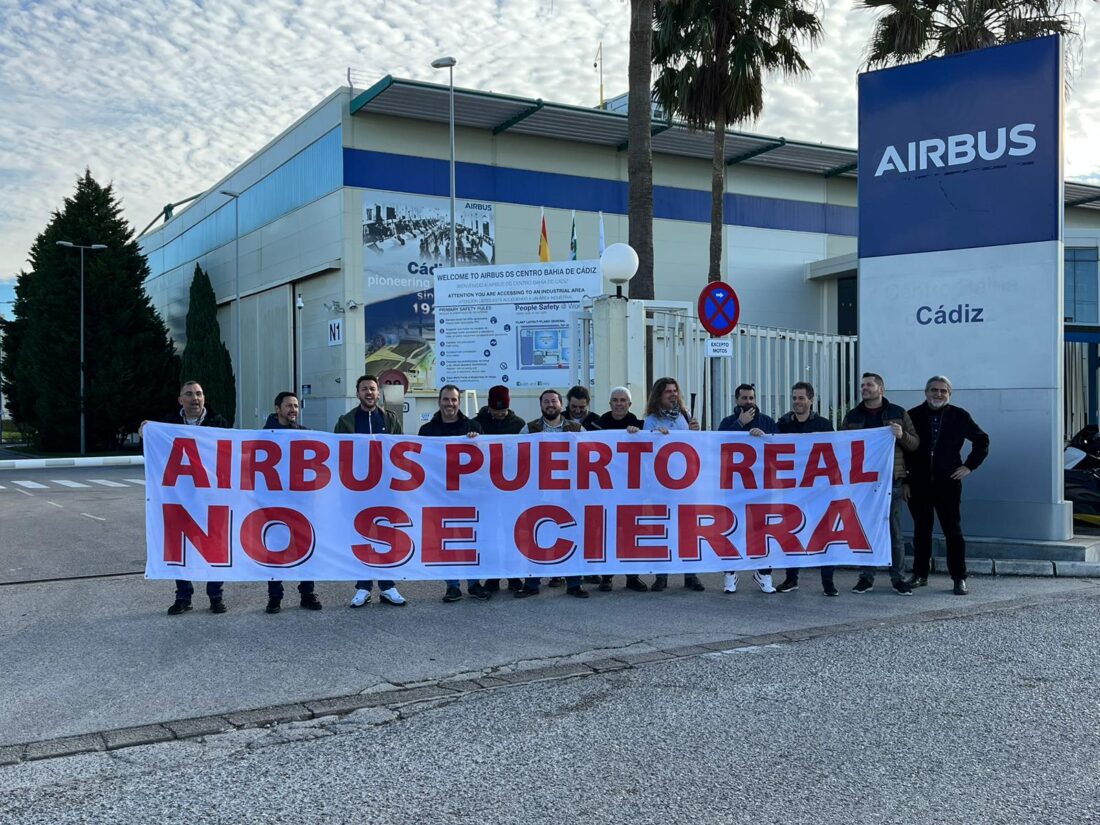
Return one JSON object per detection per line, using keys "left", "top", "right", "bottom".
{"left": 475, "top": 385, "right": 526, "bottom": 592}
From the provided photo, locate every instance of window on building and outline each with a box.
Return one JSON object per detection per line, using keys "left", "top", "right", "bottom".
{"left": 1066, "top": 248, "right": 1099, "bottom": 325}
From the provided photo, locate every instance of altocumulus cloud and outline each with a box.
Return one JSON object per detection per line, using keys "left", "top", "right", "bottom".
{"left": 1, "top": 0, "right": 1098, "bottom": 282}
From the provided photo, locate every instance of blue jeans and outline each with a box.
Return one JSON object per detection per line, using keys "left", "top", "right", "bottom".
{"left": 859, "top": 481, "right": 906, "bottom": 584}
{"left": 355, "top": 580, "right": 395, "bottom": 591}
{"left": 175, "top": 580, "right": 222, "bottom": 600}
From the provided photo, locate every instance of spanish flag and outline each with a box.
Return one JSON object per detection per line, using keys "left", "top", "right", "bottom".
{"left": 538, "top": 207, "right": 551, "bottom": 262}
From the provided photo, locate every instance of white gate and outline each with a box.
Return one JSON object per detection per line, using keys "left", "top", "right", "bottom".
{"left": 712, "top": 325, "right": 860, "bottom": 429}
{"left": 570, "top": 302, "right": 858, "bottom": 429}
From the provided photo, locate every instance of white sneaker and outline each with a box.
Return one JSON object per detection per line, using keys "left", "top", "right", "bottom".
{"left": 379, "top": 587, "right": 407, "bottom": 607}
{"left": 349, "top": 588, "right": 370, "bottom": 608}
{"left": 753, "top": 572, "right": 776, "bottom": 593}
{"left": 723, "top": 572, "right": 738, "bottom": 593}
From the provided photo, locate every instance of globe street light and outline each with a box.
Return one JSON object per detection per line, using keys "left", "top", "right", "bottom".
{"left": 55, "top": 240, "right": 108, "bottom": 455}
{"left": 600, "top": 242, "right": 639, "bottom": 299}
{"left": 219, "top": 189, "right": 242, "bottom": 425}
{"left": 431, "top": 56, "right": 457, "bottom": 267}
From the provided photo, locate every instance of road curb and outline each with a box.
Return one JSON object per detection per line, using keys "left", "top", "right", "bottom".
{"left": 0, "top": 455, "right": 144, "bottom": 470}
{"left": 4, "top": 583, "right": 1098, "bottom": 768}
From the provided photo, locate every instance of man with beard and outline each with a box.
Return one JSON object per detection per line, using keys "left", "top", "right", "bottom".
{"left": 842, "top": 372, "right": 919, "bottom": 595}
{"left": 337, "top": 375, "right": 408, "bottom": 608}
{"left": 773, "top": 382, "right": 838, "bottom": 597}
{"left": 597, "top": 386, "right": 646, "bottom": 592}
{"left": 419, "top": 384, "right": 489, "bottom": 603}
{"left": 516, "top": 390, "right": 588, "bottom": 598}
{"left": 905, "top": 376, "right": 989, "bottom": 596}
{"left": 718, "top": 383, "right": 778, "bottom": 595}
{"left": 263, "top": 391, "right": 322, "bottom": 614}
{"left": 474, "top": 385, "right": 525, "bottom": 592}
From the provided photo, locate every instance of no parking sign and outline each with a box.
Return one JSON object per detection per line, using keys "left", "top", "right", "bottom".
{"left": 697, "top": 281, "right": 740, "bottom": 337}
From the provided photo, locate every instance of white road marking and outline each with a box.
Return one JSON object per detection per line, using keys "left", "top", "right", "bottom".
{"left": 16, "top": 489, "right": 33, "bottom": 496}
{"left": 89, "top": 479, "right": 127, "bottom": 488}
{"left": 52, "top": 479, "right": 91, "bottom": 488}
{"left": 0, "top": 484, "right": 5, "bottom": 489}
{"left": 47, "top": 501, "right": 64, "bottom": 509}
{"left": 12, "top": 480, "right": 48, "bottom": 489}
{"left": 124, "top": 478, "right": 146, "bottom": 485}
{"left": 80, "top": 513, "right": 106, "bottom": 522}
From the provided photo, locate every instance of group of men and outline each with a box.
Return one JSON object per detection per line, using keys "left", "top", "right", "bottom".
{"left": 157, "top": 368, "right": 988, "bottom": 616}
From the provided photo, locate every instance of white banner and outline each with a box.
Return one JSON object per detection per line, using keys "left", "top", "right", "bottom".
{"left": 433, "top": 260, "right": 602, "bottom": 390}
{"left": 144, "top": 425, "right": 894, "bottom": 581}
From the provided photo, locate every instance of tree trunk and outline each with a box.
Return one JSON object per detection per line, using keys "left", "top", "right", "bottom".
{"left": 627, "top": 0, "right": 655, "bottom": 300}
{"left": 709, "top": 107, "right": 726, "bottom": 282}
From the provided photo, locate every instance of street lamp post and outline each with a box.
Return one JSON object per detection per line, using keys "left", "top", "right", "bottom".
{"left": 56, "top": 240, "right": 107, "bottom": 455}
{"left": 431, "top": 56, "right": 457, "bottom": 267}
{"left": 219, "top": 189, "right": 242, "bottom": 426}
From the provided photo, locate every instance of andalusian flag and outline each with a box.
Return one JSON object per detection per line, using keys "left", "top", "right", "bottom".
{"left": 538, "top": 208, "right": 551, "bottom": 262}
{"left": 569, "top": 210, "right": 578, "bottom": 260}
{"left": 598, "top": 211, "right": 606, "bottom": 255}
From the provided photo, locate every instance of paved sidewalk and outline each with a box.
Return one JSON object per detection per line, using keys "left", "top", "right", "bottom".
{"left": 3, "top": 571, "right": 1096, "bottom": 756}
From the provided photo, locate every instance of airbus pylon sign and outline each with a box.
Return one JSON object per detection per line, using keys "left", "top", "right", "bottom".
{"left": 858, "top": 36, "right": 1060, "bottom": 259}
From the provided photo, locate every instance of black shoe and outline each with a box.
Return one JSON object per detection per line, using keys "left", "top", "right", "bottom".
{"left": 468, "top": 583, "right": 491, "bottom": 601}
{"left": 300, "top": 593, "right": 323, "bottom": 611}
{"left": 892, "top": 580, "right": 913, "bottom": 596}
{"left": 953, "top": 578, "right": 968, "bottom": 596}
{"left": 625, "top": 576, "right": 648, "bottom": 593}
{"left": 209, "top": 597, "right": 227, "bottom": 614}
{"left": 583, "top": 575, "right": 600, "bottom": 584}
{"left": 484, "top": 579, "right": 502, "bottom": 593}
{"left": 514, "top": 587, "right": 539, "bottom": 598}
{"left": 823, "top": 583, "right": 839, "bottom": 597}
{"left": 443, "top": 586, "right": 463, "bottom": 603}
{"left": 507, "top": 579, "right": 524, "bottom": 592}
{"left": 650, "top": 575, "right": 667, "bottom": 592}
{"left": 167, "top": 599, "right": 192, "bottom": 616}
{"left": 547, "top": 577, "right": 565, "bottom": 588}
{"left": 597, "top": 578, "right": 613, "bottom": 592}
{"left": 775, "top": 578, "right": 799, "bottom": 593}
{"left": 684, "top": 575, "right": 705, "bottom": 592}
{"left": 907, "top": 575, "right": 928, "bottom": 587}
{"left": 566, "top": 586, "right": 590, "bottom": 599}
{"left": 265, "top": 598, "right": 282, "bottom": 614}
{"left": 851, "top": 579, "right": 873, "bottom": 594}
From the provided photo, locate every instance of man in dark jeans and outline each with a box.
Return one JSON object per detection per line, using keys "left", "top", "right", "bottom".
{"left": 263, "top": 391, "right": 322, "bottom": 613}
{"left": 336, "top": 374, "right": 407, "bottom": 608}
{"left": 773, "top": 382, "right": 839, "bottom": 597}
{"left": 842, "top": 372, "right": 919, "bottom": 595}
{"left": 151, "top": 380, "right": 231, "bottom": 616}
{"left": 905, "top": 376, "right": 989, "bottom": 596}
{"left": 418, "top": 384, "right": 489, "bottom": 603}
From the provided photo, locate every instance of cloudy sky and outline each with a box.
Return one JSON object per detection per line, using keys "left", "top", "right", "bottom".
{"left": 2, "top": 0, "right": 1099, "bottom": 306}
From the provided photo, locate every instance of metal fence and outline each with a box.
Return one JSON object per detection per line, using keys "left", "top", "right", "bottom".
{"left": 571, "top": 301, "right": 860, "bottom": 429}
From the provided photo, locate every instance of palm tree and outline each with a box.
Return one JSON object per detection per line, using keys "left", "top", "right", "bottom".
{"left": 628, "top": 0, "right": 656, "bottom": 299}
{"left": 860, "top": 0, "right": 1080, "bottom": 68}
{"left": 652, "top": 0, "right": 822, "bottom": 282}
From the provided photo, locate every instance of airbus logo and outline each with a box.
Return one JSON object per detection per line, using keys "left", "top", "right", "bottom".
{"left": 874, "top": 123, "right": 1037, "bottom": 177}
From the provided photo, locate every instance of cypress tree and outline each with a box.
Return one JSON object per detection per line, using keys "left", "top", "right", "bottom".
{"left": 0, "top": 171, "right": 180, "bottom": 451}
{"left": 180, "top": 264, "right": 237, "bottom": 426}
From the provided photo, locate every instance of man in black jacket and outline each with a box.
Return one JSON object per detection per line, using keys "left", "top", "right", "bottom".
{"left": 262, "top": 391, "right": 322, "bottom": 614}
{"left": 842, "top": 372, "right": 919, "bottom": 595}
{"left": 419, "top": 385, "right": 489, "bottom": 603}
{"left": 474, "top": 385, "right": 525, "bottom": 435}
{"left": 473, "top": 385, "right": 524, "bottom": 593}
{"left": 158, "top": 380, "right": 231, "bottom": 616}
{"left": 905, "top": 376, "right": 990, "bottom": 596}
{"left": 566, "top": 385, "right": 603, "bottom": 431}
{"left": 773, "top": 382, "right": 839, "bottom": 597}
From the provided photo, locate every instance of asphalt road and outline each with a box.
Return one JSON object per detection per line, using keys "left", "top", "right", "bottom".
{"left": 1, "top": 589, "right": 1098, "bottom": 824}
{"left": 0, "top": 465, "right": 146, "bottom": 583}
